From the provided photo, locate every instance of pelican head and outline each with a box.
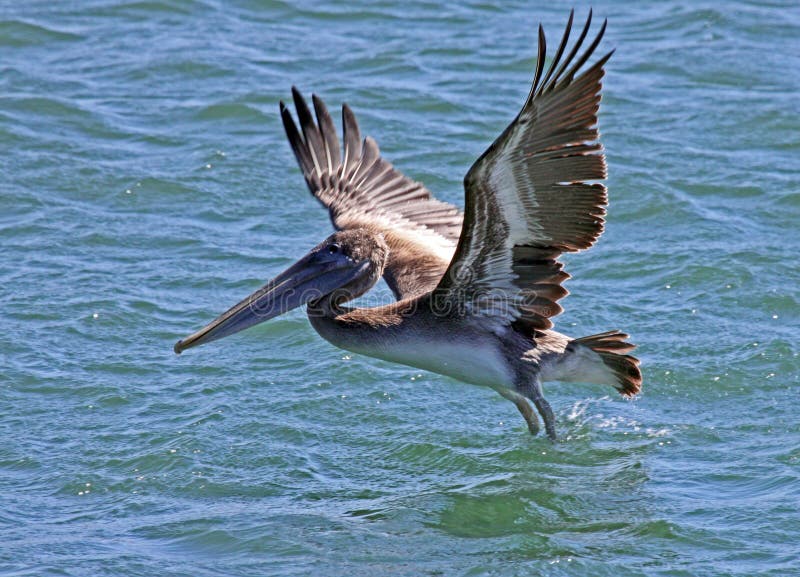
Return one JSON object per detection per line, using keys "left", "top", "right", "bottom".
{"left": 174, "top": 229, "right": 388, "bottom": 354}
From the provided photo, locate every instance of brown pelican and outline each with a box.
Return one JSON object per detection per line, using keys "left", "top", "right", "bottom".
{"left": 174, "top": 11, "right": 642, "bottom": 440}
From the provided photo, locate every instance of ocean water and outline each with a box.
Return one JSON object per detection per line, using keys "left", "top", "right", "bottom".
{"left": 1, "top": 1, "right": 798, "bottom": 575}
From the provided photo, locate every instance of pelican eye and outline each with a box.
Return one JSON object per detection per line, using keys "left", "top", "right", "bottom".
{"left": 327, "top": 243, "right": 341, "bottom": 254}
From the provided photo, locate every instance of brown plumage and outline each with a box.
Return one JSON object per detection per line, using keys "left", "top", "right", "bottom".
{"left": 175, "top": 10, "right": 642, "bottom": 441}
{"left": 437, "top": 11, "right": 612, "bottom": 337}
{"left": 571, "top": 331, "right": 642, "bottom": 396}
{"left": 281, "top": 88, "right": 462, "bottom": 299}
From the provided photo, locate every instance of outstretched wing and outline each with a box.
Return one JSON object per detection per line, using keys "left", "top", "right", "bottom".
{"left": 436, "top": 10, "right": 612, "bottom": 333}
{"left": 281, "top": 88, "right": 463, "bottom": 299}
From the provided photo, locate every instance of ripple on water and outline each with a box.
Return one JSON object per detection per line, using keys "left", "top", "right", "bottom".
{"left": 2, "top": 1, "right": 799, "bottom": 575}
{"left": 0, "top": 19, "right": 82, "bottom": 47}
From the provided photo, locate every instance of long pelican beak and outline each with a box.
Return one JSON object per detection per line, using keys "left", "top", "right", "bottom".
{"left": 174, "top": 251, "right": 367, "bottom": 354}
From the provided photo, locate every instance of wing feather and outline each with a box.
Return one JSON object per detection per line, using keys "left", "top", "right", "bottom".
{"left": 312, "top": 94, "right": 340, "bottom": 173}
{"left": 282, "top": 89, "right": 463, "bottom": 299}
{"left": 437, "top": 11, "right": 612, "bottom": 334}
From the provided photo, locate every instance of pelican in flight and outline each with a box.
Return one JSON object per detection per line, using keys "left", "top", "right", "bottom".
{"left": 175, "top": 11, "right": 641, "bottom": 440}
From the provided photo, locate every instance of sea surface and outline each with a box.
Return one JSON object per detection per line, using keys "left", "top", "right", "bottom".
{"left": 1, "top": 1, "right": 799, "bottom": 575}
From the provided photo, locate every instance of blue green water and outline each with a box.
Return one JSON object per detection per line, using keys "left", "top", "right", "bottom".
{"left": 2, "top": 1, "right": 799, "bottom": 575}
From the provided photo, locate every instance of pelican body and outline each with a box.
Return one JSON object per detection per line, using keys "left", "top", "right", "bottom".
{"left": 175, "top": 11, "right": 642, "bottom": 440}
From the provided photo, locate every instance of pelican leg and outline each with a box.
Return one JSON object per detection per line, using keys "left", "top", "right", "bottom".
{"left": 518, "top": 380, "right": 557, "bottom": 441}
{"left": 492, "top": 386, "right": 540, "bottom": 435}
